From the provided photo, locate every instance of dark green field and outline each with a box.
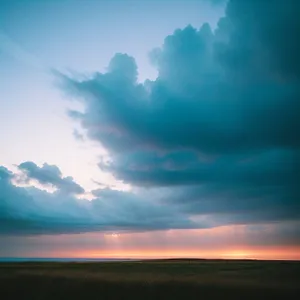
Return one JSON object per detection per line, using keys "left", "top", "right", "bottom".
{"left": 0, "top": 259, "right": 299, "bottom": 299}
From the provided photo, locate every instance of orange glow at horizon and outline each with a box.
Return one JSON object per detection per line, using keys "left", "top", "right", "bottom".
{"left": 46, "top": 246, "right": 300, "bottom": 261}
{"left": 10, "top": 224, "right": 300, "bottom": 261}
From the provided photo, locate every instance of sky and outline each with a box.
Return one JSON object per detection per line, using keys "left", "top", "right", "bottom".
{"left": 0, "top": 0, "right": 300, "bottom": 260}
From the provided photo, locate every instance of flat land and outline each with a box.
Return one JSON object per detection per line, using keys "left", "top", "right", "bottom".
{"left": 0, "top": 259, "right": 299, "bottom": 299}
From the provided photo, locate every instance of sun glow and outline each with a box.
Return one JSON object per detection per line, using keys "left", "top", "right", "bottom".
{"left": 222, "top": 250, "right": 252, "bottom": 259}
{"left": 53, "top": 246, "right": 300, "bottom": 261}
{"left": 106, "top": 233, "right": 120, "bottom": 238}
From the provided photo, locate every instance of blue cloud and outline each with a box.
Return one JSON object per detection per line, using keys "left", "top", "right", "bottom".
{"left": 18, "top": 161, "right": 85, "bottom": 195}
{"left": 0, "top": 165, "right": 196, "bottom": 235}
{"left": 59, "top": 0, "right": 300, "bottom": 226}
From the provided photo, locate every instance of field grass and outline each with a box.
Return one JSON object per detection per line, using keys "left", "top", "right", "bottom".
{"left": 0, "top": 259, "right": 299, "bottom": 299}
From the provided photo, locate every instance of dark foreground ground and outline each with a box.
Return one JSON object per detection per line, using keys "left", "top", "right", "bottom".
{"left": 0, "top": 259, "right": 299, "bottom": 299}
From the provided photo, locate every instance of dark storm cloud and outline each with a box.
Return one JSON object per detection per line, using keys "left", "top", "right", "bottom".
{"left": 18, "top": 161, "right": 85, "bottom": 195}
{"left": 222, "top": 0, "right": 300, "bottom": 79}
{"left": 0, "top": 165, "right": 195, "bottom": 235}
{"left": 59, "top": 0, "right": 300, "bottom": 225}
{"left": 62, "top": 17, "right": 300, "bottom": 155}
{"left": 100, "top": 148, "right": 300, "bottom": 224}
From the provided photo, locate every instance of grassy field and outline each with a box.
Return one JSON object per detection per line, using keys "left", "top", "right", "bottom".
{"left": 0, "top": 259, "right": 299, "bottom": 299}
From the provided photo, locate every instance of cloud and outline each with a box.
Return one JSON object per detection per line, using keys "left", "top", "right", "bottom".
{"left": 1, "top": 0, "right": 300, "bottom": 239}
{"left": 0, "top": 164, "right": 196, "bottom": 235}
{"left": 18, "top": 161, "right": 85, "bottom": 195}
{"left": 2, "top": 163, "right": 299, "bottom": 248}
{"left": 59, "top": 0, "right": 300, "bottom": 226}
